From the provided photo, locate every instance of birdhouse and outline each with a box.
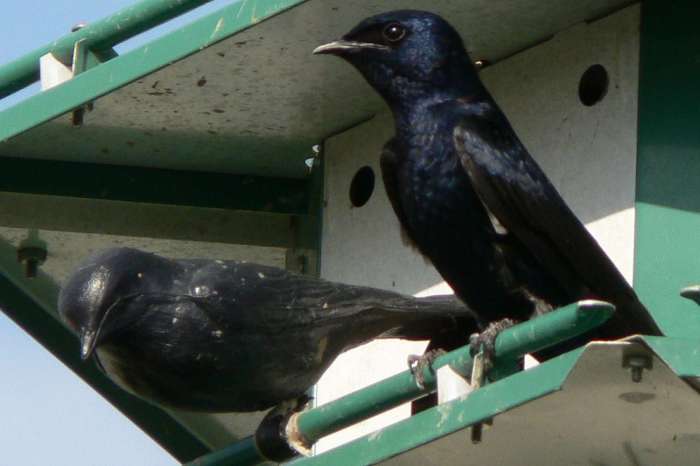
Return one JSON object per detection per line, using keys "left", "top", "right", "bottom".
{"left": 1, "top": 0, "right": 699, "bottom": 464}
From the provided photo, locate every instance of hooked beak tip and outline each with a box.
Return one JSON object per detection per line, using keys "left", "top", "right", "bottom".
{"left": 313, "top": 41, "right": 344, "bottom": 55}
{"left": 80, "top": 329, "right": 97, "bottom": 360}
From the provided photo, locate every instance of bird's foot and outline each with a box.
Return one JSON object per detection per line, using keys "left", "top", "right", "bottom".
{"left": 408, "top": 348, "right": 447, "bottom": 390}
{"left": 261, "top": 395, "right": 312, "bottom": 423}
{"left": 468, "top": 318, "right": 517, "bottom": 371}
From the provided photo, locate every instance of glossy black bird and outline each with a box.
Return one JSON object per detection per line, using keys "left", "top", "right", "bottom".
{"left": 57, "top": 247, "right": 476, "bottom": 412}
{"left": 314, "top": 10, "right": 662, "bottom": 359}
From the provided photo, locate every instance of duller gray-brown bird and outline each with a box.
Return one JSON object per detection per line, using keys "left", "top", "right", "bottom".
{"left": 58, "top": 247, "right": 476, "bottom": 412}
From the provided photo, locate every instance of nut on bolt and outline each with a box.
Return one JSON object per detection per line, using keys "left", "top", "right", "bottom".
{"left": 622, "top": 354, "right": 652, "bottom": 383}
{"left": 17, "top": 246, "right": 47, "bottom": 279}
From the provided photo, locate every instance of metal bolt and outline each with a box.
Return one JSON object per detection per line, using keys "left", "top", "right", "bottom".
{"left": 622, "top": 354, "right": 652, "bottom": 383}
{"left": 71, "top": 22, "right": 87, "bottom": 32}
{"left": 470, "top": 351, "right": 493, "bottom": 444}
{"left": 304, "top": 157, "right": 315, "bottom": 173}
{"left": 471, "top": 417, "right": 493, "bottom": 444}
{"left": 17, "top": 246, "right": 47, "bottom": 279}
{"left": 471, "top": 423, "right": 483, "bottom": 443}
{"left": 296, "top": 254, "right": 308, "bottom": 274}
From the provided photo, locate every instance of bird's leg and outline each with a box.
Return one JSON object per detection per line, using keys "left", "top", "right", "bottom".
{"left": 256, "top": 395, "right": 313, "bottom": 461}
{"left": 408, "top": 348, "right": 447, "bottom": 390}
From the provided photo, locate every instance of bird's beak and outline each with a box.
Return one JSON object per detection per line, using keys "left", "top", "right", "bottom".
{"left": 313, "top": 40, "right": 390, "bottom": 55}
{"left": 80, "top": 328, "right": 98, "bottom": 360}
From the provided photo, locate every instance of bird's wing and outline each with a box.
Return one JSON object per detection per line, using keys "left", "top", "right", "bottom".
{"left": 452, "top": 106, "right": 661, "bottom": 336}
{"left": 188, "top": 261, "right": 475, "bottom": 339}
{"left": 380, "top": 138, "right": 420, "bottom": 249}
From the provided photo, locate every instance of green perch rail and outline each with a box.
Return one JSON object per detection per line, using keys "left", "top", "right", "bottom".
{"left": 0, "top": 0, "right": 215, "bottom": 98}
{"left": 185, "top": 300, "right": 615, "bottom": 466}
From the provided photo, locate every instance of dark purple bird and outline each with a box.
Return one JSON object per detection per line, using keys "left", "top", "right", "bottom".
{"left": 314, "top": 10, "right": 661, "bottom": 362}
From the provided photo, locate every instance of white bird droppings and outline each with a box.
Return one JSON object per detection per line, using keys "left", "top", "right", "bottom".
{"left": 258, "top": 272, "right": 265, "bottom": 279}
{"left": 212, "top": 330, "right": 223, "bottom": 338}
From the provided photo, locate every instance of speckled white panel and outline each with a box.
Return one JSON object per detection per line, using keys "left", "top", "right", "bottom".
{"left": 317, "top": 4, "right": 639, "bottom": 453}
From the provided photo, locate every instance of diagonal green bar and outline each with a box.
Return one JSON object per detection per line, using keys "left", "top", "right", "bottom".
{"left": 0, "top": 0, "right": 216, "bottom": 98}
{"left": 0, "top": 0, "right": 307, "bottom": 142}
{"left": 186, "top": 300, "right": 613, "bottom": 466}
{"left": 635, "top": 0, "right": 700, "bottom": 337}
{"left": 292, "top": 349, "right": 584, "bottom": 466}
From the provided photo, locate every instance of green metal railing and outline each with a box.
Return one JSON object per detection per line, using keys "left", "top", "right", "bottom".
{"left": 0, "top": 0, "right": 214, "bottom": 98}
{"left": 186, "top": 300, "right": 615, "bottom": 466}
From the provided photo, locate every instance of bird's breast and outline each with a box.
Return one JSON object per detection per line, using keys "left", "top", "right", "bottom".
{"left": 402, "top": 134, "right": 484, "bottom": 236}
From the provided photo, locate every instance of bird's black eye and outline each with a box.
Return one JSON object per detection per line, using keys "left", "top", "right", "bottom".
{"left": 382, "top": 23, "right": 406, "bottom": 43}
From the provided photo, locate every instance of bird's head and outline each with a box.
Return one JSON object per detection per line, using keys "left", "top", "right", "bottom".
{"left": 314, "top": 10, "right": 479, "bottom": 108}
{"left": 58, "top": 248, "right": 173, "bottom": 361}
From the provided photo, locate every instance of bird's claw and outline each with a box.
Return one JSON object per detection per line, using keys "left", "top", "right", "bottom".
{"left": 469, "top": 318, "right": 516, "bottom": 371}
{"left": 408, "top": 349, "right": 447, "bottom": 389}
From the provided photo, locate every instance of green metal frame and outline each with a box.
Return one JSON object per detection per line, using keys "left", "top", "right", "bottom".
{"left": 0, "top": 0, "right": 216, "bottom": 98}
{"left": 0, "top": 0, "right": 306, "bottom": 142}
{"left": 186, "top": 301, "right": 614, "bottom": 465}
{"left": 286, "top": 150, "right": 325, "bottom": 275}
{"left": 291, "top": 350, "right": 584, "bottom": 466}
{"left": 635, "top": 0, "right": 700, "bottom": 337}
{"left": 292, "top": 334, "right": 700, "bottom": 466}
{"left": 0, "top": 156, "right": 308, "bottom": 215}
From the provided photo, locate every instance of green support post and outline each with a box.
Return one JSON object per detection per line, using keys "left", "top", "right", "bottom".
{"left": 635, "top": 0, "right": 700, "bottom": 337}
{"left": 186, "top": 301, "right": 614, "bottom": 466}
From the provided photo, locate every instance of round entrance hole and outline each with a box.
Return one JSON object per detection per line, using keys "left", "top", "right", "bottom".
{"left": 578, "top": 64, "right": 609, "bottom": 106}
{"left": 349, "top": 166, "right": 375, "bottom": 207}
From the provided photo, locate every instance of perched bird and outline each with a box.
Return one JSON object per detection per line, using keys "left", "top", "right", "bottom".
{"left": 314, "top": 10, "right": 662, "bottom": 361}
{"left": 57, "top": 247, "right": 476, "bottom": 412}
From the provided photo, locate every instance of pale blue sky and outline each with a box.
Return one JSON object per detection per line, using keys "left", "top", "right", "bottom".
{"left": 0, "top": 1, "right": 235, "bottom": 465}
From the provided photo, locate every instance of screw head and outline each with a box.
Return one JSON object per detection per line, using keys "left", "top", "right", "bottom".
{"left": 622, "top": 354, "right": 652, "bottom": 383}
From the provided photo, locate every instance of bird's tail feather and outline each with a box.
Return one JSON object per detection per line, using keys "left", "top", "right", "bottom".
{"left": 371, "top": 294, "right": 479, "bottom": 341}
